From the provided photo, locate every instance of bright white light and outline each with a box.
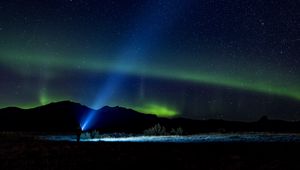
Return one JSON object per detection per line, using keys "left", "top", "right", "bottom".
{"left": 41, "top": 134, "right": 300, "bottom": 143}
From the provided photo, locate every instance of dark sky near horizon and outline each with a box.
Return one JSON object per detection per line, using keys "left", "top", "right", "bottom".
{"left": 0, "top": 0, "right": 299, "bottom": 121}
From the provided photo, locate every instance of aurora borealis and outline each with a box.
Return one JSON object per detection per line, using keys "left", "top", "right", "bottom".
{"left": 0, "top": 0, "right": 299, "bottom": 121}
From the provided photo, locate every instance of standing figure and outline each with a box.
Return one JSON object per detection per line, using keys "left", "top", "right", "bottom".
{"left": 76, "top": 126, "right": 82, "bottom": 142}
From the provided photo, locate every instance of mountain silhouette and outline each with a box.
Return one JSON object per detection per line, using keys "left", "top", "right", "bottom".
{"left": 0, "top": 101, "right": 158, "bottom": 132}
{"left": 0, "top": 101, "right": 300, "bottom": 133}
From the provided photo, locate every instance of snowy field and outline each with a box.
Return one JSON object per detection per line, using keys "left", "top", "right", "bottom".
{"left": 41, "top": 133, "right": 300, "bottom": 143}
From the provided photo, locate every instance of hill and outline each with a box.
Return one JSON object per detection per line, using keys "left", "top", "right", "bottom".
{"left": 0, "top": 101, "right": 300, "bottom": 133}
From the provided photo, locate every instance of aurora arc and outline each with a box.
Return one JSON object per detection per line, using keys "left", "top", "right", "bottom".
{"left": 0, "top": 0, "right": 299, "bottom": 123}
{"left": 1, "top": 52, "right": 300, "bottom": 102}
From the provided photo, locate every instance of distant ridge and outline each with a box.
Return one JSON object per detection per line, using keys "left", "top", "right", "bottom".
{"left": 0, "top": 101, "right": 300, "bottom": 133}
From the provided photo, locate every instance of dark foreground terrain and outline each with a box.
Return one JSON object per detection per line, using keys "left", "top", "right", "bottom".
{"left": 1, "top": 137, "right": 300, "bottom": 170}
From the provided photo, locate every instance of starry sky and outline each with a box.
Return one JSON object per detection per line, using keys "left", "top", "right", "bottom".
{"left": 0, "top": 0, "right": 299, "bottom": 121}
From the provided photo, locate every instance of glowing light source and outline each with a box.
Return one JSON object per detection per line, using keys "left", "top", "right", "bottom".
{"left": 81, "top": 110, "right": 97, "bottom": 131}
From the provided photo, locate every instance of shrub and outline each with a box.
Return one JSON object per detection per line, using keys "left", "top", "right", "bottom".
{"left": 170, "top": 127, "right": 183, "bottom": 135}
{"left": 89, "top": 130, "right": 100, "bottom": 139}
{"left": 144, "top": 123, "right": 168, "bottom": 136}
{"left": 80, "top": 132, "right": 91, "bottom": 139}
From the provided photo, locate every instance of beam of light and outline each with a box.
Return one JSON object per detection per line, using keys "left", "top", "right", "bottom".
{"left": 133, "top": 103, "right": 178, "bottom": 118}
{"left": 81, "top": 73, "right": 122, "bottom": 131}
{"left": 80, "top": 1, "right": 191, "bottom": 131}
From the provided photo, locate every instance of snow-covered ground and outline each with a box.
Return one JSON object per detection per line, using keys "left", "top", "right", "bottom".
{"left": 41, "top": 133, "right": 300, "bottom": 143}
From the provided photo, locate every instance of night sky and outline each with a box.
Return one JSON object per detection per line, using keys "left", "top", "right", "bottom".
{"left": 0, "top": 0, "right": 299, "bottom": 121}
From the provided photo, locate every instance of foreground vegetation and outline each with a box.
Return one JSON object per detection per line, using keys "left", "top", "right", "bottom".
{"left": 79, "top": 124, "right": 184, "bottom": 139}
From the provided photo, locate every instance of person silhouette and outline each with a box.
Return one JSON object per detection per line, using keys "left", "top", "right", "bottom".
{"left": 76, "top": 126, "right": 82, "bottom": 142}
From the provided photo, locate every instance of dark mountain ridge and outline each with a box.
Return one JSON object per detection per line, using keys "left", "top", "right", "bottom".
{"left": 0, "top": 101, "right": 300, "bottom": 133}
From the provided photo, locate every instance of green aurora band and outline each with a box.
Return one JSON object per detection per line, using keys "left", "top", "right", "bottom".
{"left": 133, "top": 103, "right": 178, "bottom": 118}
{"left": 1, "top": 51, "right": 300, "bottom": 102}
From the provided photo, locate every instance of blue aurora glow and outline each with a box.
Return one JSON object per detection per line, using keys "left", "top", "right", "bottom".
{"left": 80, "top": 1, "right": 190, "bottom": 130}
